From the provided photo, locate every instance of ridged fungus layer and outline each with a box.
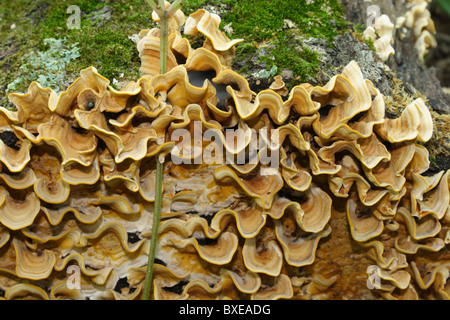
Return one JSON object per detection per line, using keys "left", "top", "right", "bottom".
{"left": 398, "top": 0, "right": 437, "bottom": 62}
{"left": 0, "top": 6, "right": 448, "bottom": 300}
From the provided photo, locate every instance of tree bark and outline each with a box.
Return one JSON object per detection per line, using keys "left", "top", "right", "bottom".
{"left": 339, "top": 0, "right": 450, "bottom": 115}
{"left": 336, "top": 0, "right": 449, "bottom": 174}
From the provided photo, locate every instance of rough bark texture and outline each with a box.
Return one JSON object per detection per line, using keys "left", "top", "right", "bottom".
{"left": 235, "top": 0, "right": 449, "bottom": 175}
{"left": 329, "top": 0, "right": 449, "bottom": 176}
{"left": 340, "top": 0, "right": 450, "bottom": 115}
{"left": 234, "top": 1, "right": 449, "bottom": 300}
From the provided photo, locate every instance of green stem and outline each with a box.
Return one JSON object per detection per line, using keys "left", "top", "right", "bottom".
{"left": 142, "top": 155, "right": 164, "bottom": 300}
{"left": 143, "top": 0, "right": 180, "bottom": 300}
{"left": 145, "top": 0, "right": 157, "bottom": 10}
{"left": 168, "top": 0, "right": 183, "bottom": 15}
{"left": 159, "top": 10, "right": 169, "bottom": 74}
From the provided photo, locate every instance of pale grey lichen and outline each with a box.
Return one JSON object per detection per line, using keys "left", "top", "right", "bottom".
{"left": 7, "top": 37, "right": 80, "bottom": 94}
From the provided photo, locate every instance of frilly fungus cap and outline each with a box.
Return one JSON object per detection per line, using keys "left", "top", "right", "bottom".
{"left": 0, "top": 6, "right": 448, "bottom": 300}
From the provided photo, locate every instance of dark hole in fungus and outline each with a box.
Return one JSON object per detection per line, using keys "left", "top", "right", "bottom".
{"left": 382, "top": 139, "right": 393, "bottom": 150}
{"left": 195, "top": 237, "right": 218, "bottom": 246}
{"left": 278, "top": 187, "right": 308, "bottom": 203}
{"left": 86, "top": 265, "right": 100, "bottom": 270}
{"left": 200, "top": 211, "right": 217, "bottom": 226}
{"left": 355, "top": 206, "right": 372, "bottom": 218}
{"left": 385, "top": 109, "right": 399, "bottom": 119}
{"left": 224, "top": 120, "right": 240, "bottom": 131}
{"left": 187, "top": 70, "right": 216, "bottom": 87}
{"left": 318, "top": 104, "right": 334, "bottom": 118}
{"left": 187, "top": 70, "right": 232, "bottom": 111}
{"left": 347, "top": 110, "right": 367, "bottom": 124}
{"left": 71, "top": 125, "right": 88, "bottom": 135}
{"left": 114, "top": 277, "right": 129, "bottom": 293}
{"left": 104, "top": 109, "right": 128, "bottom": 122}
{"left": 154, "top": 258, "right": 167, "bottom": 267}
{"left": 216, "top": 101, "right": 228, "bottom": 112}
{"left": 174, "top": 51, "right": 187, "bottom": 65}
{"left": 0, "top": 131, "right": 20, "bottom": 150}
{"left": 125, "top": 95, "right": 139, "bottom": 109}
{"left": 87, "top": 101, "right": 95, "bottom": 110}
{"left": 283, "top": 141, "right": 293, "bottom": 155}
{"left": 0, "top": 288, "right": 5, "bottom": 298}
{"left": 127, "top": 231, "right": 142, "bottom": 244}
{"left": 162, "top": 280, "right": 189, "bottom": 295}
{"left": 113, "top": 277, "right": 136, "bottom": 295}
{"left": 228, "top": 82, "right": 240, "bottom": 92}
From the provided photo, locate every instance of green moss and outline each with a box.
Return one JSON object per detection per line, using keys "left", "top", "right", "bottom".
{"left": 215, "top": 0, "right": 348, "bottom": 86}
{"left": 180, "top": 0, "right": 210, "bottom": 14}
{"left": 1, "top": 0, "right": 155, "bottom": 98}
{"left": 36, "top": 0, "right": 151, "bottom": 82}
{"left": 429, "top": 155, "right": 436, "bottom": 164}
{"left": 220, "top": 0, "right": 346, "bottom": 43}
{"left": 353, "top": 23, "right": 376, "bottom": 52}
{"left": 363, "top": 36, "right": 376, "bottom": 52}
{"left": 258, "top": 36, "right": 321, "bottom": 86}
{"left": 1, "top": 0, "right": 350, "bottom": 106}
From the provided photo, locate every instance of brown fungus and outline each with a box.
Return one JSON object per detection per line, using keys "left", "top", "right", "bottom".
{"left": 0, "top": 6, "right": 448, "bottom": 301}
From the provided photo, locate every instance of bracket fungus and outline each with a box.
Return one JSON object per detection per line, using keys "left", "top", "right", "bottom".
{"left": 0, "top": 5, "right": 448, "bottom": 301}
{"left": 363, "top": 14, "right": 395, "bottom": 62}
{"left": 401, "top": 0, "right": 437, "bottom": 62}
